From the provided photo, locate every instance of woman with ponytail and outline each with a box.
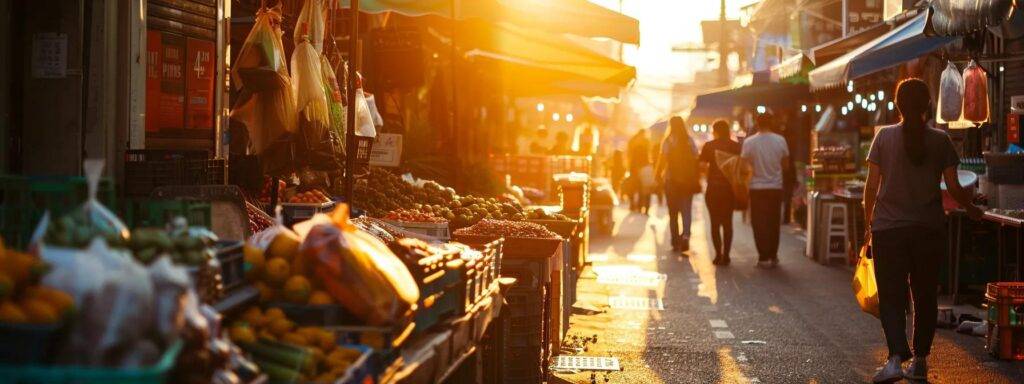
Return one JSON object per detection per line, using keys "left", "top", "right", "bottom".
{"left": 863, "top": 79, "right": 983, "bottom": 383}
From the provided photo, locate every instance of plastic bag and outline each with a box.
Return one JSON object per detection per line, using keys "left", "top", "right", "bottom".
{"left": 852, "top": 245, "right": 879, "bottom": 318}
{"left": 299, "top": 205, "right": 418, "bottom": 325}
{"left": 33, "top": 159, "right": 130, "bottom": 249}
{"left": 963, "top": 60, "right": 990, "bottom": 123}
{"left": 354, "top": 74, "right": 377, "bottom": 138}
{"left": 231, "top": 6, "right": 297, "bottom": 156}
{"left": 293, "top": 0, "right": 325, "bottom": 54}
{"left": 937, "top": 61, "right": 964, "bottom": 123}
{"left": 715, "top": 150, "right": 750, "bottom": 210}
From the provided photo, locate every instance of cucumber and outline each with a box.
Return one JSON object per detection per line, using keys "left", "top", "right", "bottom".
{"left": 251, "top": 356, "right": 303, "bottom": 383}
{"left": 238, "top": 338, "right": 315, "bottom": 374}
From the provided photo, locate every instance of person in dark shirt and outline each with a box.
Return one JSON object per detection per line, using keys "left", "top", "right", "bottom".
{"left": 627, "top": 129, "right": 652, "bottom": 213}
{"left": 698, "top": 120, "right": 742, "bottom": 265}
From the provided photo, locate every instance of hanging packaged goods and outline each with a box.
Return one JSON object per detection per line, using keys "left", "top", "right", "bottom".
{"left": 938, "top": 62, "right": 965, "bottom": 123}
{"left": 230, "top": 6, "right": 297, "bottom": 160}
{"left": 963, "top": 60, "right": 991, "bottom": 123}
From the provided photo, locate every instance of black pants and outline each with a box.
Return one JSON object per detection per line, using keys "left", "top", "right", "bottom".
{"left": 705, "top": 182, "right": 734, "bottom": 258}
{"left": 872, "top": 226, "right": 943, "bottom": 359}
{"left": 749, "top": 189, "right": 782, "bottom": 261}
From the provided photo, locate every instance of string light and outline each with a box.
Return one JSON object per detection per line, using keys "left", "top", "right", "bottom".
{"left": 756, "top": 105, "right": 767, "bottom": 114}
{"left": 887, "top": 101, "right": 895, "bottom": 111}
{"left": 861, "top": 99, "right": 868, "bottom": 109}
{"left": 536, "top": 103, "right": 545, "bottom": 112}
{"left": 877, "top": 90, "right": 885, "bottom": 100}
{"left": 566, "top": 113, "right": 574, "bottom": 123}
{"left": 552, "top": 112, "right": 560, "bottom": 121}
{"left": 855, "top": 94, "right": 862, "bottom": 103}
{"left": 801, "top": 105, "right": 808, "bottom": 112}
{"left": 841, "top": 106, "right": 848, "bottom": 115}
{"left": 869, "top": 94, "right": 876, "bottom": 101}
{"left": 814, "top": 104, "right": 822, "bottom": 112}
{"left": 693, "top": 124, "right": 700, "bottom": 132}
{"left": 847, "top": 101, "right": 854, "bottom": 110}
{"left": 847, "top": 81, "right": 854, "bottom": 93}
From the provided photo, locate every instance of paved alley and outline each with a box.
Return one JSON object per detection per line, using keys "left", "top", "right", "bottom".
{"left": 552, "top": 198, "right": 1024, "bottom": 384}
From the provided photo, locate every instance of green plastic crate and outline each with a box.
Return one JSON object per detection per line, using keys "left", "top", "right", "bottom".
{"left": 0, "top": 175, "right": 116, "bottom": 250}
{"left": 0, "top": 341, "right": 182, "bottom": 384}
{"left": 123, "top": 199, "right": 212, "bottom": 229}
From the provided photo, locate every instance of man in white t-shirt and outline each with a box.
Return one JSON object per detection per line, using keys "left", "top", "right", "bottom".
{"left": 741, "top": 112, "right": 790, "bottom": 268}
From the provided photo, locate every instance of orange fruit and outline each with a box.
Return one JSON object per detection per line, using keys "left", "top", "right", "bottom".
{"left": 0, "top": 300, "right": 27, "bottom": 323}
{"left": 30, "top": 286, "right": 74, "bottom": 315}
{"left": 266, "top": 231, "right": 301, "bottom": 260}
{"left": 308, "top": 290, "right": 334, "bottom": 305}
{"left": 265, "top": 307, "right": 286, "bottom": 321}
{"left": 283, "top": 276, "right": 312, "bottom": 303}
{"left": 255, "top": 282, "right": 279, "bottom": 302}
{"left": 229, "top": 323, "right": 257, "bottom": 344}
{"left": 282, "top": 331, "right": 309, "bottom": 347}
{"left": 268, "top": 317, "right": 294, "bottom": 337}
{"left": 241, "top": 307, "right": 268, "bottom": 328}
{"left": 21, "top": 298, "right": 58, "bottom": 324}
{"left": 264, "top": 258, "right": 291, "bottom": 286}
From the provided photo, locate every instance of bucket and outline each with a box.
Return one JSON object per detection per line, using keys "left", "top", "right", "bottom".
{"left": 941, "top": 170, "right": 978, "bottom": 211}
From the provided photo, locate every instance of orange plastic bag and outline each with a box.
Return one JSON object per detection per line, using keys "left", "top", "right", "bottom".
{"left": 852, "top": 245, "right": 879, "bottom": 318}
{"left": 299, "top": 205, "right": 419, "bottom": 325}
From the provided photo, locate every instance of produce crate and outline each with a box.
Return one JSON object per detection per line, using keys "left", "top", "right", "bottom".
{"left": 455, "top": 239, "right": 503, "bottom": 314}
{"left": 413, "top": 269, "right": 463, "bottom": 335}
{"left": 330, "top": 315, "right": 416, "bottom": 360}
{"left": 267, "top": 302, "right": 361, "bottom": 327}
{"left": 381, "top": 219, "right": 451, "bottom": 241}
{"left": 124, "top": 149, "right": 224, "bottom": 197}
{"left": 281, "top": 201, "right": 335, "bottom": 226}
{"left": 0, "top": 175, "right": 116, "bottom": 250}
{"left": 123, "top": 198, "right": 212, "bottom": 228}
{"left": 215, "top": 241, "right": 245, "bottom": 293}
{"left": 452, "top": 234, "right": 563, "bottom": 260}
{"left": 335, "top": 344, "right": 375, "bottom": 384}
{"left": 0, "top": 340, "right": 182, "bottom": 384}
{"left": 0, "top": 322, "right": 67, "bottom": 365}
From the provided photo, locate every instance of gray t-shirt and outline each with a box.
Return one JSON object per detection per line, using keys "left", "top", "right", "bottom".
{"left": 741, "top": 132, "right": 789, "bottom": 190}
{"left": 867, "top": 124, "right": 960, "bottom": 232}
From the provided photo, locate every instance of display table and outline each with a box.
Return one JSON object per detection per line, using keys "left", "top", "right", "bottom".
{"left": 947, "top": 210, "right": 1024, "bottom": 303}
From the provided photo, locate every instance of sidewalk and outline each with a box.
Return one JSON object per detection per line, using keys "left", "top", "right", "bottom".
{"left": 552, "top": 197, "right": 1024, "bottom": 383}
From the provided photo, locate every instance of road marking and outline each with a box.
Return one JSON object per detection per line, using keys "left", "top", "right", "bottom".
{"left": 709, "top": 319, "right": 728, "bottom": 328}
{"left": 609, "top": 296, "right": 664, "bottom": 310}
{"left": 626, "top": 253, "right": 657, "bottom": 263}
{"left": 714, "top": 330, "right": 735, "bottom": 339}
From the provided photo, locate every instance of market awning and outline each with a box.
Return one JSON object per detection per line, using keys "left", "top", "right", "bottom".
{"left": 459, "top": 20, "right": 636, "bottom": 88}
{"left": 770, "top": 53, "right": 813, "bottom": 84}
{"left": 689, "top": 82, "right": 810, "bottom": 120}
{"left": 930, "top": 0, "right": 1016, "bottom": 36}
{"left": 808, "top": 22, "right": 892, "bottom": 65}
{"left": 336, "top": 0, "right": 640, "bottom": 44}
{"left": 808, "top": 10, "right": 956, "bottom": 91}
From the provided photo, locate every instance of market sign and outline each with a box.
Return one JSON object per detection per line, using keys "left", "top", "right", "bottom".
{"left": 844, "top": 0, "right": 884, "bottom": 35}
{"left": 186, "top": 38, "right": 215, "bottom": 131}
{"left": 1009, "top": 113, "right": 1020, "bottom": 144}
{"left": 369, "top": 133, "right": 403, "bottom": 167}
{"left": 145, "top": 30, "right": 185, "bottom": 133}
{"left": 1010, "top": 95, "right": 1024, "bottom": 114}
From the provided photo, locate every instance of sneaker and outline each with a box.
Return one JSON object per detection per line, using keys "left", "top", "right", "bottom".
{"left": 873, "top": 355, "right": 904, "bottom": 383}
{"left": 756, "top": 260, "right": 774, "bottom": 269}
{"left": 903, "top": 356, "right": 927, "bottom": 381}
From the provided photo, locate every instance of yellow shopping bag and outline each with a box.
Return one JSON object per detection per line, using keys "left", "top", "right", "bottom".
{"left": 852, "top": 245, "right": 880, "bottom": 318}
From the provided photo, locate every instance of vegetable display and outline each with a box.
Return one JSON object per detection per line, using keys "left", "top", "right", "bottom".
{"left": 453, "top": 219, "right": 560, "bottom": 239}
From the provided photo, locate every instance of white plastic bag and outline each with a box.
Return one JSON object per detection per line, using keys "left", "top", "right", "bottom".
{"left": 937, "top": 61, "right": 964, "bottom": 123}
{"left": 355, "top": 89, "right": 377, "bottom": 137}
{"left": 293, "top": 0, "right": 325, "bottom": 53}
{"left": 34, "top": 159, "right": 130, "bottom": 249}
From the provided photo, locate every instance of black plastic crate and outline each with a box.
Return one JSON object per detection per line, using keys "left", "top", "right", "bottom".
{"left": 124, "top": 150, "right": 223, "bottom": 197}
{"left": 215, "top": 241, "right": 245, "bottom": 293}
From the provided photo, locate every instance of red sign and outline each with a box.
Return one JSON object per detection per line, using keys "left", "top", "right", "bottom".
{"left": 145, "top": 30, "right": 185, "bottom": 133}
{"left": 1009, "top": 114, "right": 1020, "bottom": 144}
{"left": 186, "top": 38, "right": 215, "bottom": 131}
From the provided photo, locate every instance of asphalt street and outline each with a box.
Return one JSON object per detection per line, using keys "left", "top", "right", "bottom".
{"left": 551, "top": 197, "right": 1024, "bottom": 384}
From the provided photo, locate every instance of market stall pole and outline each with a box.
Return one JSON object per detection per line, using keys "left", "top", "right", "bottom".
{"left": 344, "top": 0, "right": 360, "bottom": 205}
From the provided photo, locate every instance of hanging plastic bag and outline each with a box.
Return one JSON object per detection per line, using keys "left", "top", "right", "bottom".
{"left": 354, "top": 73, "right": 377, "bottom": 138}
{"left": 34, "top": 159, "right": 130, "bottom": 249}
{"left": 299, "top": 205, "right": 418, "bottom": 325}
{"left": 963, "top": 60, "right": 990, "bottom": 123}
{"left": 230, "top": 6, "right": 297, "bottom": 156}
{"left": 852, "top": 245, "right": 879, "bottom": 318}
{"left": 715, "top": 150, "right": 750, "bottom": 210}
{"left": 293, "top": 0, "right": 325, "bottom": 54}
{"left": 937, "top": 61, "right": 964, "bottom": 123}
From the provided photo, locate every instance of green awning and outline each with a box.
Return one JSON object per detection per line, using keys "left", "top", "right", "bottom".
{"left": 337, "top": 0, "right": 640, "bottom": 44}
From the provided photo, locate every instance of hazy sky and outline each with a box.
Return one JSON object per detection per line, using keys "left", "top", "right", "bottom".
{"left": 589, "top": 0, "right": 751, "bottom": 124}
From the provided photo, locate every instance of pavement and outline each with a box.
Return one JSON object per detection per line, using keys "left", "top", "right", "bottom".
{"left": 551, "top": 196, "right": 1024, "bottom": 384}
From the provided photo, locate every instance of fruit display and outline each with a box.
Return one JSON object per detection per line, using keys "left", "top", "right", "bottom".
{"left": 989, "top": 209, "right": 1024, "bottom": 220}
{"left": 259, "top": 178, "right": 289, "bottom": 204}
{"left": 0, "top": 242, "right": 72, "bottom": 325}
{"left": 42, "top": 209, "right": 130, "bottom": 249}
{"left": 245, "top": 224, "right": 324, "bottom": 305}
{"left": 229, "top": 307, "right": 364, "bottom": 383}
{"left": 453, "top": 219, "right": 560, "bottom": 239}
{"left": 127, "top": 224, "right": 219, "bottom": 266}
{"left": 353, "top": 168, "right": 528, "bottom": 227}
{"left": 288, "top": 189, "right": 332, "bottom": 205}
{"left": 383, "top": 208, "right": 447, "bottom": 223}
{"left": 525, "top": 207, "right": 571, "bottom": 221}
{"left": 246, "top": 201, "right": 274, "bottom": 234}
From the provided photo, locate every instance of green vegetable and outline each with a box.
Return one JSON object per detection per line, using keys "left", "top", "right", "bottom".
{"left": 238, "top": 339, "right": 315, "bottom": 374}
{"left": 250, "top": 356, "right": 303, "bottom": 383}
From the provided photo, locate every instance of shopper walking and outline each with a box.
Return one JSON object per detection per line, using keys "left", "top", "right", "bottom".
{"left": 863, "top": 79, "right": 983, "bottom": 383}
{"left": 741, "top": 111, "right": 789, "bottom": 268}
{"left": 699, "top": 120, "right": 741, "bottom": 265}
{"left": 655, "top": 116, "right": 701, "bottom": 253}
{"left": 627, "top": 129, "right": 653, "bottom": 214}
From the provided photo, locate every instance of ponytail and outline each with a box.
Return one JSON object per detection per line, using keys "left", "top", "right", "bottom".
{"left": 895, "top": 79, "right": 931, "bottom": 166}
